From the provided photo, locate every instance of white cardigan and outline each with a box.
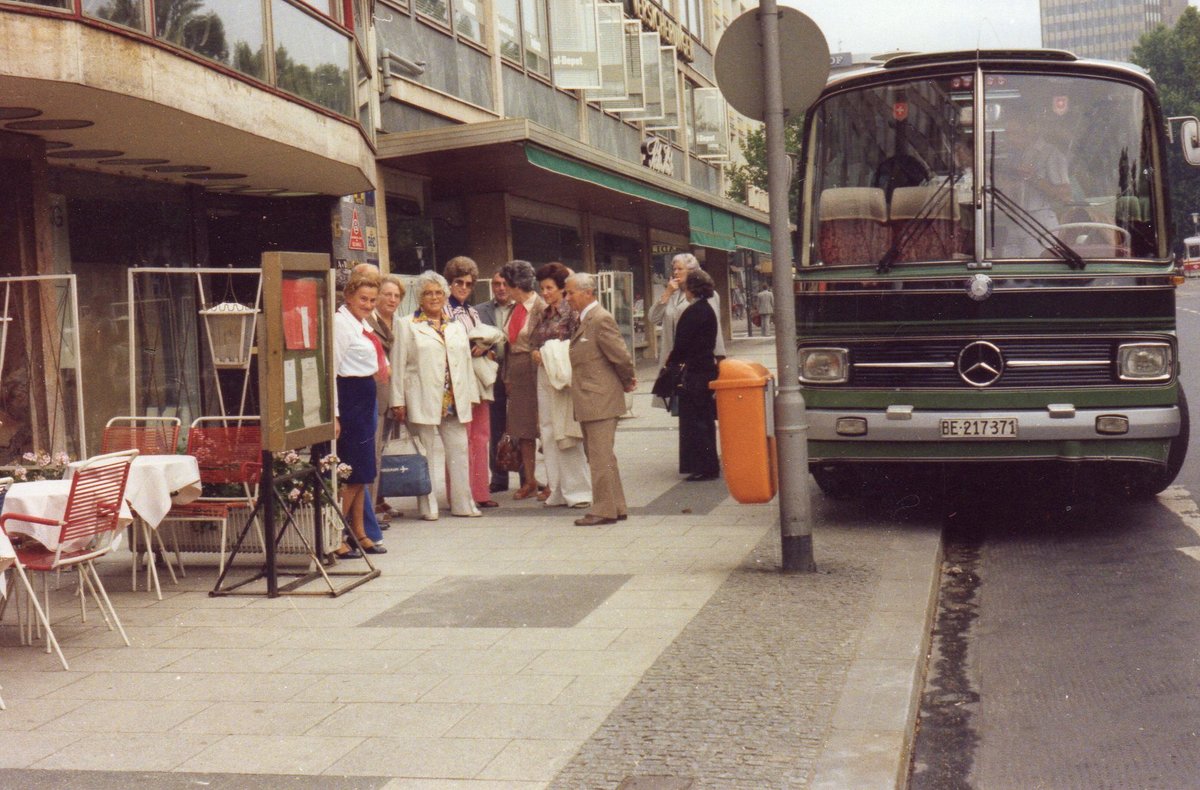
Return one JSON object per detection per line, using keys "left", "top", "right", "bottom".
{"left": 390, "top": 315, "right": 479, "bottom": 425}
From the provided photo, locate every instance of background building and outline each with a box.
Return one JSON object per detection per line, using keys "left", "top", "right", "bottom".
{"left": 0, "top": 0, "right": 757, "bottom": 459}
{"left": 1040, "top": 0, "right": 1187, "bottom": 61}
{"left": 372, "top": 0, "right": 768, "bottom": 358}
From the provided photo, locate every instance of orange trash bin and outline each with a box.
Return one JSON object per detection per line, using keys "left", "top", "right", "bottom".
{"left": 710, "top": 359, "right": 777, "bottom": 503}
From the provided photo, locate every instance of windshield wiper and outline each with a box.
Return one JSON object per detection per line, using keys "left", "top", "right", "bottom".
{"left": 988, "top": 185, "right": 1085, "bottom": 270}
{"left": 876, "top": 177, "right": 957, "bottom": 274}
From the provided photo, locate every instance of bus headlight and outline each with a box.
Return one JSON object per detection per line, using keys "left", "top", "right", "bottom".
{"left": 799, "top": 348, "right": 849, "bottom": 383}
{"left": 1116, "top": 343, "right": 1172, "bottom": 381}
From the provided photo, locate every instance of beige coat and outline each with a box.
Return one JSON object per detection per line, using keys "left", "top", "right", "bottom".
{"left": 391, "top": 316, "right": 478, "bottom": 425}
{"left": 568, "top": 303, "right": 636, "bottom": 423}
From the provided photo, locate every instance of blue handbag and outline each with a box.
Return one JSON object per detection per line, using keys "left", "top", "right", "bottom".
{"left": 378, "top": 453, "right": 432, "bottom": 497}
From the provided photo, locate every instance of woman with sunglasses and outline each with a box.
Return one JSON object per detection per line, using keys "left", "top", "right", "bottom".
{"left": 443, "top": 256, "right": 498, "bottom": 510}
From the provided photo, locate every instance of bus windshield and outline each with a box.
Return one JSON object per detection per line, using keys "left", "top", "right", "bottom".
{"left": 808, "top": 70, "right": 1161, "bottom": 267}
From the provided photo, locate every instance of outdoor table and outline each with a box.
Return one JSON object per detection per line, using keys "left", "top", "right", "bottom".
{"left": 64, "top": 454, "right": 202, "bottom": 597}
{"left": 0, "top": 479, "right": 134, "bottom": 552}
{"left": 65, "top": 454, "right": 201, "bottom": 529}
{"left": 0, "top": 528, "right": 13, "bottom": 581}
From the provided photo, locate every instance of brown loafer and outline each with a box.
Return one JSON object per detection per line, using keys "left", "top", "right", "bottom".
{"left": 574, "top": 514, "right": 617, "bottom": 526}
{"left": 476, "top": 500, "right": 500, "bottom": 508}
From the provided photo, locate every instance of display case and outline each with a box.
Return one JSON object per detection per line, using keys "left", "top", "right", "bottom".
{"left": 596, "top": 270, "right": 635, "bottom": 359}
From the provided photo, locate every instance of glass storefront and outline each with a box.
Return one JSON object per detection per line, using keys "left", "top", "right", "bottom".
{"left": 594, "top": 231, "right": 644, "bottom": 347}
{"left": 512, "top": 218, "right": 582, "bottom": 268}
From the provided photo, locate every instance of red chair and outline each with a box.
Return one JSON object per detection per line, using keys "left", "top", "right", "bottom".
{"left": 0, "top": 450, "right": 137, "bottom": 670}
{"left": 101, "top": 416, "right": 182, "bottom": 455}
{"left": 888, "top": 185, "right": 963, "bottom": 262}
{"left": 158, "top": 417, "right": 262, "bottom": 574}
{"left": 103, "top": 416, "right": 185, "bottom": 597}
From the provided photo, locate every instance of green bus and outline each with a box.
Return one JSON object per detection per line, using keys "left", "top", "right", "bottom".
{"left": 796, "top": 50, "right": 1189, "bottom": 497}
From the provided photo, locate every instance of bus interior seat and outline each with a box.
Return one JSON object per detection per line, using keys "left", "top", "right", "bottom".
{"left": 888, "top": 186, "right": 961, "bottom": 262}
{"left": 818, "top": 187, "right": 888, "bottom": 265}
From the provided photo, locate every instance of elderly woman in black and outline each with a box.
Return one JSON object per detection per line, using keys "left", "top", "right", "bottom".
{"left": 664, "top": 269, "right": 720, "bottom": 481}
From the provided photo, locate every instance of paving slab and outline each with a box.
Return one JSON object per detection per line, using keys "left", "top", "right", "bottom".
{"left": 0, "top": 335, "right": 941, "bottom": 788}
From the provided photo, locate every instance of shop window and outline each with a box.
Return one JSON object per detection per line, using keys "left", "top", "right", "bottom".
{"left": 681, "top": 0, "right": 704, "bottom": 45}
{"left": 388, "top": 196, "right": 436, "bottom": 275}
{"left": 595, "top": 231, "right": 645, "bottom": 346}
{"left": 497, "top": 0, "right": 523, "bottom": 61}
{"left": 412, "top": 0, "right": 487, "bottom": 46}
{"left": 522, "top": 0, "right": 551, "bottom": 76}
{"left": 494, "top": 0, "right": 550, "bottom": 75}
{"left": 3, "top": 0, "right": 69, "bottom": 8}
{"left": 155, "top": 0, "right": 268, "bottom": 80}
{"left": 84, "top": 0, "right": 149, "bottom": 31}
{"left": 454, "top": 0, "right": 485, "bottom": 44}
{"left": 415, "top": 0, "right": 450, "bottom": 26}
{"left": 272, "top": 0, "right": 353, "bottom": 116}
{"left": 295, "top": 0, "right": 340, "bottom": 16}
{"left": 512, "top": 218, "right": 581, "bottom": 268}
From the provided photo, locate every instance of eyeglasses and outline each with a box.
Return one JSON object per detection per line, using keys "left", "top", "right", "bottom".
{"left": 452, "top": 278, "right": 474, "bottom": 287}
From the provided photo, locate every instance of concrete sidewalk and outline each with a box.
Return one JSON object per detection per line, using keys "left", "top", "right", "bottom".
{"left": 0, "top": 335, "right": 942, "bottom": 789}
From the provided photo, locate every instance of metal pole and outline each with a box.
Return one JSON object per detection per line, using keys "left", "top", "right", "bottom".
{"left": 759, "top": 0, "right": 814, "bottom": 571}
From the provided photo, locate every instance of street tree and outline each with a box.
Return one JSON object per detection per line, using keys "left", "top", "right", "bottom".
{"left": 1132, "top": 6, "right": 1200, "bottom": 248}
{"left": 725, "top": 116, "right": 804, "bottom": 215}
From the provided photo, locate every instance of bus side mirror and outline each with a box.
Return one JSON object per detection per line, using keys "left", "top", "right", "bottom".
{"left": 1180, "top": 118, "right": 1200, "bottom": 166}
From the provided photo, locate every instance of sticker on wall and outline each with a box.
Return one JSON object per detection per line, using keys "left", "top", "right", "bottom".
{"left": 349, "top": 207, "right": 366, "bottom": 251}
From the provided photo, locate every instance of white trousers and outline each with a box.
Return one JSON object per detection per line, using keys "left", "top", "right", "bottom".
{"left": 410, "top": 419, "right": 478, "bottom": 518}
{"left": 536, "top": 368, "right": 592, "bottom": 507}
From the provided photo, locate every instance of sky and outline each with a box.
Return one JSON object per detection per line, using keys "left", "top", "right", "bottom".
{"left": 778, "top": 0, "right": 1042, "bottom": 56}
{"left": 779, "top": 0, "right": 1200, "bottom": 57}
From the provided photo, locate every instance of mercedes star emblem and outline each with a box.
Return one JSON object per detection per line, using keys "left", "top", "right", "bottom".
{"left": 957, "top": 341, "right": 1005, "bottom": 387}
{"left": 966, "top": 273, "right": 993, "bottom": 301}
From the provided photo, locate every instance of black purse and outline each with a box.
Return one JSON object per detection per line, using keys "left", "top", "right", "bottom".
{"left": 651, "top": 363, "right": 685, "bottom": 399}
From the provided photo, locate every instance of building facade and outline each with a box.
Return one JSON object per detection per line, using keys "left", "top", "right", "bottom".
{"left": 372, "top": 0, "right": 768, "bottom": 356}
{"left": 1040, "top": 0, "right": 1187, "bottom": 61}
{"left": 0, "top": 0, "right": 759, "bottom": 460}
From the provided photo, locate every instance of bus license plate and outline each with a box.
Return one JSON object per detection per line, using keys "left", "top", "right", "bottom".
{"left": 940, "top": 418, "right": 1018, "bottom": 438}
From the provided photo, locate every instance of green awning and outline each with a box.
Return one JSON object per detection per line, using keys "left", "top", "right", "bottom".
{"left": 734, "top": 215, "right": 773, "bottom": 254}
{"left": 525, "top": 145, "right": 686, "bottom": 210}
{"left": 525, "top": 144, "right": 771, "bottom": 252}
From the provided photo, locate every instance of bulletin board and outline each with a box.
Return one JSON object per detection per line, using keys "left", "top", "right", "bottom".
{"left": 258, "top": 251, "right": 336, "bottom": 451}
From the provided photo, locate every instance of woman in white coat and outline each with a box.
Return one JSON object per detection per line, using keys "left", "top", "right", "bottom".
{"left": 391, "top": 271, "right": 481, "bottom": 519}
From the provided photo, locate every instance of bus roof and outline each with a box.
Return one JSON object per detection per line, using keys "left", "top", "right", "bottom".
{"left": 825, "top": 49, "right": 1153, "bottom": 92}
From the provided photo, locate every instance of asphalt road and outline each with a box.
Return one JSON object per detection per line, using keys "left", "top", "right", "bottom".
{"left": 908, "top": 281, "right": 1200, "bottom": 789}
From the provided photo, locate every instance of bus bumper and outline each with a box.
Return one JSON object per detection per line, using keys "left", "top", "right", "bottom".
{"left": 806, "top": 405, "right": 1179, "bottom": 464}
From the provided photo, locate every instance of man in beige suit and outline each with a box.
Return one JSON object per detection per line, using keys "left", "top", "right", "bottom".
{"left": 564, "top": 272, "right": 637, "bottom": 526}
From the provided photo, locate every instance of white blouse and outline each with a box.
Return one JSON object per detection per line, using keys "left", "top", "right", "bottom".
{"left": 333, "top": 305, "right": 379, "bottom": 378}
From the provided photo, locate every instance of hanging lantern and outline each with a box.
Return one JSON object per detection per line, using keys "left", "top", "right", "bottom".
{"left": 199, "top": 301, "right": 258, "bottom": 368}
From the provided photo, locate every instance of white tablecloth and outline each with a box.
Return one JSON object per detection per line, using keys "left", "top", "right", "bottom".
{"left": 65, "top": 454, "right": 202, "bottom": 528}
{"left": 1, "top": 479, "right": 134, "bottom": 551}
{"left": 0, "top": 529, "right": 13, "bottom": 574}
{"left": 0, "top": 530, "right": 12, "bottom": 599}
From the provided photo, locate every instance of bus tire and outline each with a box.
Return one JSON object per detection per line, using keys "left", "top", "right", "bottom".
{"left": 1126, "top": 387, "right": 1189, "bottom": 498}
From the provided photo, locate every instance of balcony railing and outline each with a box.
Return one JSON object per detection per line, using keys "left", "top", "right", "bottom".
{"left": 5, "top": 0, "right": 354, "bottom": 118}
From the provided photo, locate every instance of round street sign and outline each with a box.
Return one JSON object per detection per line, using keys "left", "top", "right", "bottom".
{"left": 714, "top": 7, "right": 830, "bottom": 122}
